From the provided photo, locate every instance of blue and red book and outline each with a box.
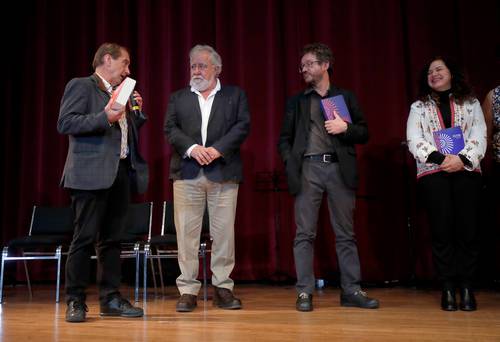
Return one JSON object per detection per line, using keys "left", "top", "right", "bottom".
{"left": 433, "top": 126, "right": 465, "bottom": 155}
{"left": 320, "top": 95, "right": 352, "bottom": 123}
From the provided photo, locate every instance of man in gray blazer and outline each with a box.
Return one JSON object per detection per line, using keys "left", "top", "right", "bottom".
{"left": 278, "top": 43, "right": 378, "bottom": 312}
{"left": 165, "top": 44, "right": 250, "bottom": 312}
{"left": 58, "top": 42, "right": 148, "bottom": 322}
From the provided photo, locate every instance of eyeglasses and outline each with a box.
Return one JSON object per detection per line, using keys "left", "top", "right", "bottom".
{"left": 190, "top": 63, "right": 210, "bottom": 71}
{"left": 299, "top": 60, "right": 321, "bottom": 72}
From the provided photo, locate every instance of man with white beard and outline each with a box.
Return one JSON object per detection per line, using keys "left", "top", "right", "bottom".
{"left": 164, "top": 44, "right": 250, "bottom": 312}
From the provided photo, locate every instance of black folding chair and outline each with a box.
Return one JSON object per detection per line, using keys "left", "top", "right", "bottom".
{"left": 143, "top": 201, "right": 211, "bottom": 302}
{"left": 0, "top": 205, "right": 74, "bottom": 303}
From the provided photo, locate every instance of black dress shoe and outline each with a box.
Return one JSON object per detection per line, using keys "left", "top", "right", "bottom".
{"left": 459, "top": 288, "right": 477, "bottom": 311}
{"left": 100, "top": 297, "right": 143, "bottom": 317}
{"left": 296, "top": 293, "right": 313, "bottom": 312}
{"left": 176, "top": 294, "right": 197, "bottom": 312}
{"left": 66, "top": 300, "right": 88, "bottom": 323}
{"left": 341, "top": 290, "right": 379, "bottom": 309}
{"left": 213, "top": 287, "right": 242, "bottom": 309}
{"left": 441, "top": 289, "right": 458, "bottom": 311}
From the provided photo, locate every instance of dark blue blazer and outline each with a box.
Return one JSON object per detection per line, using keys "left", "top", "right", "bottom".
{"left": 164, "top": 85, "right": 250, "bottom": 182}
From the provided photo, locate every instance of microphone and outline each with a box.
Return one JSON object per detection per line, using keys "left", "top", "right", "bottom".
{"left": 130, "top": 93, "right": 141, "bottom": 116}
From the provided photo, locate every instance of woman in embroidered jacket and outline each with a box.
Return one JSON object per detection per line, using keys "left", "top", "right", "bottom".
{"left": 406, "top": 56, "right": 487, "bottom": 312}
{"left": 482, "top": 85, "right": 500, "bottom": 192}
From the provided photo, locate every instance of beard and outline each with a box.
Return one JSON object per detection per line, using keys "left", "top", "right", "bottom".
{"left": 190, "top": 76, "right": 212, "bottom": 92}
{"left": 302, "top": 72, "right": 319, "bottom": 86}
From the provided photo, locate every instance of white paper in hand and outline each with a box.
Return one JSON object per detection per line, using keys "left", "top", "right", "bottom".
{"left": 110, "top": 77, "right": 136, "bottom": 106}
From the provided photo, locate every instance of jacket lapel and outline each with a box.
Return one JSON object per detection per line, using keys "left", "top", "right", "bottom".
{"left": 91, "top": 73, "right": 111, "bottom": 103}
{"left": 187, "top": 91, "right": 203, "bottom": 144}
{"left": 189, "top": 91, "right": 203, "bottom": 124}
{"left": 208, "top": 89, "right": 223, "bottom": 126}
{"left": 299, "top": 93, "right": 310, "bottom": 132}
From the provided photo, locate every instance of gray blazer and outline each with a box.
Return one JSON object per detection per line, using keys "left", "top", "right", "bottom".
{"left": 57, "top": 74, "right": 148, "bottom": 193}
{"left": 164, "top": 85, "right": 250, "bottom": 183}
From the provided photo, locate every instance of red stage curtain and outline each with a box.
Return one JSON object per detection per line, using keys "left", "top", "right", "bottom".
{"left": 2, "top": 0, "right": 498, "bottom": 284}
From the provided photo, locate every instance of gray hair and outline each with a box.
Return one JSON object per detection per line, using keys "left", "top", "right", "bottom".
{"left": 189, "top": 44, "right": 223, "bottom": 70}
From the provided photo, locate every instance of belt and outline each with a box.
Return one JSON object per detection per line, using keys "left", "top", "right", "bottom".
{"left": 304, "top": 153, "right": 338, "bottom": 163}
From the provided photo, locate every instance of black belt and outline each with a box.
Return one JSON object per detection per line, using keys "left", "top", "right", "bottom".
{"left": 304, "top": 153, "right": 338, "bottom": 163}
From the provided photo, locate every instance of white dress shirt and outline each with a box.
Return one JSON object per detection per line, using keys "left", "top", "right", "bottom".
{"left": 186, "top": 79, "right": 221, "bottom": 157}
{"left": 96, "top": 72, "right": 128, "bottom": 158}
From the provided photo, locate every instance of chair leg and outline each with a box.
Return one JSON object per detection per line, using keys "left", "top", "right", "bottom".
{"left": 0, "top": 247, "right": 8, "bottom": 303}
{"left": 149, "top": 248, "right": 158, "bottom": 297}
{"left": 201, "top": 243, "right": 207, "bottom": 302}
{"left": 21, "top": 251, "right": 33, "bottom": 300}
{"left": 56, "top": 246, "right": 62, "bottom": 303}
{"left": 143, "top": 244, "right": 149, "bottom": 303}
{"left": 149, "top": 258, "right": 157, "bottom": 297}
{"left": 134, "top": 243, "right": 140, "bottom": 303}
{"left": 156, "top": 253, "right": 165, "bottom": 296}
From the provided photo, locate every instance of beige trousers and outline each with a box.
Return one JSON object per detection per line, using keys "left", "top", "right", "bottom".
{"left": 173, "top": 171, "right": 239, "bottom": 295}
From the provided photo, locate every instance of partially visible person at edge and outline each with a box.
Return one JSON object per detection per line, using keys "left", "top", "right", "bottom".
{"left": 406, "top": 56, "right": 486, "bottom": 311}
{"left": 482, "top": 84, "right": 500, "bottom": 185}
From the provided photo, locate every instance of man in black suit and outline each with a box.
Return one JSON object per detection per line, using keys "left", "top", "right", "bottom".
{"left": 165, "top": 44, "right": 250, "bottom": 312}
{"left": 278, "top": 43, "right": 379, "bottom": 311}
{"left": 58, "top": 42, "right": 148, "bottom": 322}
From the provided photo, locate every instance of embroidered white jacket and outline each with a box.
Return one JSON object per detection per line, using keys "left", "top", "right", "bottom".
{"left": 406, "top": 96, "right": 487, "bottom": 178}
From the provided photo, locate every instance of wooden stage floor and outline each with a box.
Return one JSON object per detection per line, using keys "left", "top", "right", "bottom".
{"left": 1, "top": 284, "right": 499, "bottom": 341}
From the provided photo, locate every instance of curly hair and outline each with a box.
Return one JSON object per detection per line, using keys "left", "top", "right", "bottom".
{"left": 301, "top": 43, "right": 334, "bottom": 75}
{"left": 417, "top": 56, "right": 475, "bottom": 104}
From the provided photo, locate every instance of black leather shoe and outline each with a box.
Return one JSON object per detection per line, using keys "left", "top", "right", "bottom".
{"left": 100, "top": 297, "right": 143, "bottom": 317}
{"left": 459, "top": 288, "right": 477, "bottom": 311}
{"left": 65, "top": 300, "right": 88, "bottom": 323}
{"left": 441, "top": 289, "right": 458, "bottom": 311}
{"left": 296, "top": 292, "right": 313, "bottom": 312}
{"left": 176, "top": 294, "right": 197, "bottom": 312}
{"left": 341, "top": 290, "right": 379, "bottom": 309}
{"left": 213, "top": 287, "right": 242, "bottom": 309}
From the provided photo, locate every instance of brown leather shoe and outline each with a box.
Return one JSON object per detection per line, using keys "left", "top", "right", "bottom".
{"left": 176, "top": 294, "right": 197, "bottom": 312}
{"left": 213, "top": 286, "right": 242, "bottom": 309}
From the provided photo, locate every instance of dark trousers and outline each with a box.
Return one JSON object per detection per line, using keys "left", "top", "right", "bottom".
{"left": 65, "top": 160, "right": 130, "bottom": 304}
{"left": 294, "top": 160, "right": 361, "bottom": 295}
{"left": 419, "top": 171, "right": 482, "bottom": 289}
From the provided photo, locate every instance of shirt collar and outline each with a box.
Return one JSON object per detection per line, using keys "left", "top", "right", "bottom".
{"left": 304, "top": 86, "right": 332, "bottom": 97}
{"left": 191, "top": 78, "right": 221, "bottom": 97}
{"left": 95, "top": 72, "right": 113, "bottom": 93}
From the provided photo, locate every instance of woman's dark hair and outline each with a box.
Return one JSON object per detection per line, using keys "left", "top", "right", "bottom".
{"left": 417, "top": 56, "right": 474, "bottom": 104}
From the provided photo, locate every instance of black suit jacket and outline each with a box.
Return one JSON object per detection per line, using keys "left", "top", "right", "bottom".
{"left": 278, "top": 86, "right": 369, "bottom": 195}
{"left": 164, "top": 85, "right": 250, "bottom": 182}
{"left": 57, "top": 74, "right": 149, "bottom": 194}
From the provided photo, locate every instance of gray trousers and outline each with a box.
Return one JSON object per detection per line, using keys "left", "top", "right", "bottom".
{"left": 294, "top": 159, "right": 361, "bottom": 295}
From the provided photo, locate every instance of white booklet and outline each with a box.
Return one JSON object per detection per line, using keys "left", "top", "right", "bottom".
{"left": 110, "top": 77, "right": 136, "bottom": 106}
